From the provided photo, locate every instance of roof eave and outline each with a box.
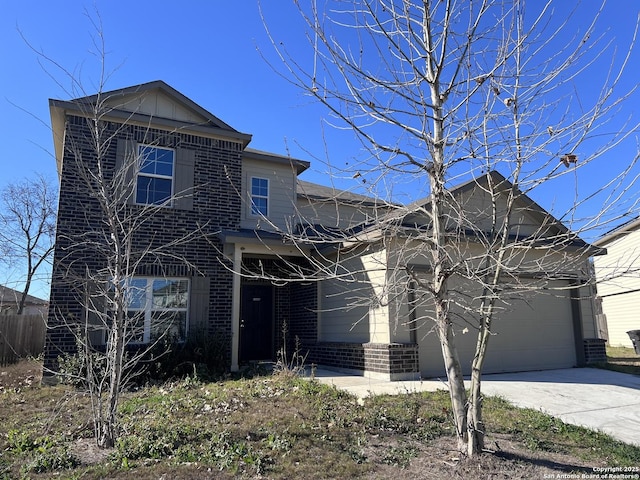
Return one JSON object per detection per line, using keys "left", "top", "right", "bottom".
{"left": 49, "top": 98, "right": 254, "bottom": 176}
{"left": 243, "top": 148, "right": 310, "bottom": 174}
{"left": 593, "top": 217, "right": 640, "bottom": 247}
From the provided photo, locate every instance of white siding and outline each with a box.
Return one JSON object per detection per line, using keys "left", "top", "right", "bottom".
{"left": 593, "top": 227, "right": 640, "bottom": 347}
{"left": 296, "top": 199, "right": 377, "bottom": 229}
{"left": 318, "top": 254, "right": 371, "bottom": 343}
{"left": 362, "top": 247, "right": 391, "bottom": 343}
{"left": 318, "top": 245, "right": 391, "bottom": 343}
{"left": 240, "top": 159, "right": 297, "bottom": 232}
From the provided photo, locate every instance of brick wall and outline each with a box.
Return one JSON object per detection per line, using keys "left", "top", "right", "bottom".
{"left": 583, "top": 338, "right": 607, "bottom": 363}
{"left": 44, "top": 115, "right": 242, "bottom": 374}
{"left": 309, "top": 341, "right": 419, "bottom": 377}
{"left": 311, "top": 342, "right": 365, "bottom": 371}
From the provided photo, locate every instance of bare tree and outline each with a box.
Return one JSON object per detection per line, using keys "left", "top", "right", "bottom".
{"left": 48, "top": 90, "right": 211, "bottom": 447}
{"left": 38, "top": 20, "right": 215, "bottom": 448}
{"left": 260, "top": 0, "right": 639, "bottom": 455}
{"left": 0, "top": 174, "right": 57, "bottom": 314}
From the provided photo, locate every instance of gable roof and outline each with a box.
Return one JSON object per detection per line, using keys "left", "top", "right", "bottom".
{"left": 332, "top": 170, "right": 603, "bottom": 255}
{"left": 66, "top": 80, "right": 241, "bottom": 131}
{"left": 407, "top": 170, "right": 561, "bottom": 227}
{"left": 50, "top": 80, "right": 253, "bottom": 175}
{"left": 297, "top": 180, "right": 385, "bottom": 207}
{"left": 245, "top": 148, "right": 310, "bottom": 175}
{"left": 593, "top": 216, "right": 640, "bottom": 247}
{"left": 0, "top": 285, "right": 47, "bottom": 306}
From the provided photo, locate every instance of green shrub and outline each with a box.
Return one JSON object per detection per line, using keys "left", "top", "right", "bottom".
{"left": 6, "top": 430, "right": 79, "bottom": 474}
{"left": 23, "top": 448, "right": 79, "bottom": 473}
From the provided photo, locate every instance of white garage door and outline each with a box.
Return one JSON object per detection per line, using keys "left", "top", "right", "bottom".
{"left": 417, "top": 280, "right": 577, "bottom": 378}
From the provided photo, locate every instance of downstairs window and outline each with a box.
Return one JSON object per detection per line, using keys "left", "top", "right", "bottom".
{"left": 124, "top": 277, "right": 189, "bottom": 344}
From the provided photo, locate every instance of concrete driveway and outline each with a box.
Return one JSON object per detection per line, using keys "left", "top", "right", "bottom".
{"left": 310, "top": 367, "right": 640, "bottom": 446}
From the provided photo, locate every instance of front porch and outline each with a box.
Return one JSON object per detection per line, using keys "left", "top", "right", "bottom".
{"left": 221, "top": 230, "right": 421, "bottom": 380}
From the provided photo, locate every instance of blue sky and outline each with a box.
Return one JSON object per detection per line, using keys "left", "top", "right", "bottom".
{"left": 1, "top": 1, "right": 639, "bottom": 299}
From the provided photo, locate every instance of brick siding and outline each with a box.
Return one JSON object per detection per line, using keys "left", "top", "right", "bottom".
{"left": 44, "top": 116, "right": 242, "bottom": 374}
{"left": 309, "top": 341, "right": 419, "bottom": 377}
{"left": 583, "top": 338, "right": 607, "bottom": 363}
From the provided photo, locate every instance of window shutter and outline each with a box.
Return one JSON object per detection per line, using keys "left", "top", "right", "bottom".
{"left": 174, "top": 149, "right": 196, "bottom": 210}
{"left": 189, "top": 276, "right": 210, "bottom": 337}
{"left": 115, "top": 139, "right": 137, "bottom": 205}
{"left": 85, "top": 280, "right": 106, "bottom": 346}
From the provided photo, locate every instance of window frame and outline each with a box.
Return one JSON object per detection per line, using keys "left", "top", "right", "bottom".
{"left": 124, "top": 277, "right": 190, "bottom": 345}
{"left": 135, "top": 144, "right": 176, "bottom": 206}
{"left": 250, "top": 176, "right": 269, "bottom": 217}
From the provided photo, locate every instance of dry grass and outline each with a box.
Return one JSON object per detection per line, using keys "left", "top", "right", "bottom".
{"left": 1, "top": 359, "right": 638, "bottom": 479}
{"left": 597, "top": 346, "right": 640, "bottom": 376}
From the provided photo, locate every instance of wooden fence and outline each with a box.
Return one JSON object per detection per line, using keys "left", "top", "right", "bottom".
{"left": 0, "top": 314, "right": 46, "bottom": 366}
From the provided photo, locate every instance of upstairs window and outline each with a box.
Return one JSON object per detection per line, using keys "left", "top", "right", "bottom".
{"left": 136, "top": 145, "right": 175, "bottom": 205}
{"left": 250, "top": 177, "right": 269, "bottom": 216}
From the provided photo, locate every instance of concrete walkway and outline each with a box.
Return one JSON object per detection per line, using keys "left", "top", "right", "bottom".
{"left": 309, "top": 367, "right": 640, "bottom": 447}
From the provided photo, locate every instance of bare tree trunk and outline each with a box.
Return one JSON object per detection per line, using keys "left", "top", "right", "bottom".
{"left": 467, "top": 313, "right": 490, "bottom": 455}
{"left": 438, "top": 309, "right": 469, "bottom": 448}
{"left": 102, "top": 311, "right": 125, "bottom": 448}
{"left": 17, "top": 274, "right": 32, "bottom": 315}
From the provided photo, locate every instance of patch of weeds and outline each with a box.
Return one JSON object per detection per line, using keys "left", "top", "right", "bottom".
{"left": 594, "top": 361, "right": 640, "bottom": 376}
{"left": 295, "top": 377, "right": 350, "bottom": 400}
{"left": 6, "top": 429, "right": 42, "bottom": 453}
{"left": 381, "top": 444, "right": 419, "bottom": 469}
{"left": 119, "top": 382, "right": 220, "bottom": 422}
{"left": 0, "top": 457, "right": 10, "bottom": 480}
{"left": 116, "top": 423, "right": 206, "bottom": 460}
{"left": 56, "top": 351, "right": 93, "bottom": 388}
{"left": 592, "top": 346, "right": 640, "bottom": 376}
{"left": 497, "top": 407, "right": 567, "bottom": 452}
{"left": 118, "top": 390, "right": 167, "bottom": 415}
{"left": 346, "top": 434, "right": 368, "bottom": 464}
{"left": 273, "top": 321, "right": 308, "bottom": 378}
{"left": 6, "top": 429, "right": 79, "bottom": 474}
{"left": 313, "top": 398, "right": 356, "bottom": 429}
{"left": 485, "top": 397, "right": 640, "bottom": 466}
{"left": 290, "top": 378, "right": 359, "bottom": 429}
{"left": 22, "top": 446, "right": 80, "bottom": 474}
{"left": 245, "top": 377, "right": 289, "bottom": 399}
{"left": 363, "top": 392, "right": 450, "bottom": 439}
{"left": 204, "top": 431, "right": 268, "bottom": 476}
{"left": 262, "top": 431, "right": 294, "bottom": 454}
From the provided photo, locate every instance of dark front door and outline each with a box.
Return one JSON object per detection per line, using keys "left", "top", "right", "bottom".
{"left": 240, "top": 284, "right": 274, "bottom": 362}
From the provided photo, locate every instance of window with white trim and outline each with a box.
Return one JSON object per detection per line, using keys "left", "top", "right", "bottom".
{"left": 136, "top": 145, "right": 175, "bottom": 205}
{"left": 124, "top": 278, "right": 189, "bottom": 344}
{"left": 250, "top": 177, "right": 269, "bottom": 216}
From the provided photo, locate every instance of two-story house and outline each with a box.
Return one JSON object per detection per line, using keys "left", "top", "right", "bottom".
{"left": 44, "top": 81, "right": 606, "bottom": 381}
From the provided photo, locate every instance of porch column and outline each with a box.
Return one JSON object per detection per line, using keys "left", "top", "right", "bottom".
{"left": 230, "top": 244, "right": 242, "bottom": 371}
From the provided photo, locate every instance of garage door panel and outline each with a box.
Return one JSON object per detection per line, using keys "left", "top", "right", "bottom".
{"left": 416, "top": 280, "right": 577, "bottom": 378}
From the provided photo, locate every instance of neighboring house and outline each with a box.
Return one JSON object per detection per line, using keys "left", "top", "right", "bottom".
{"left": 44, "top": 81, "right": 605, "bottom": 380}
{"left": 0, "top": 285, "right": 48, "bottom": 316}
{"left": 592, "top": 217, "right": 640, "bottom": 348}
